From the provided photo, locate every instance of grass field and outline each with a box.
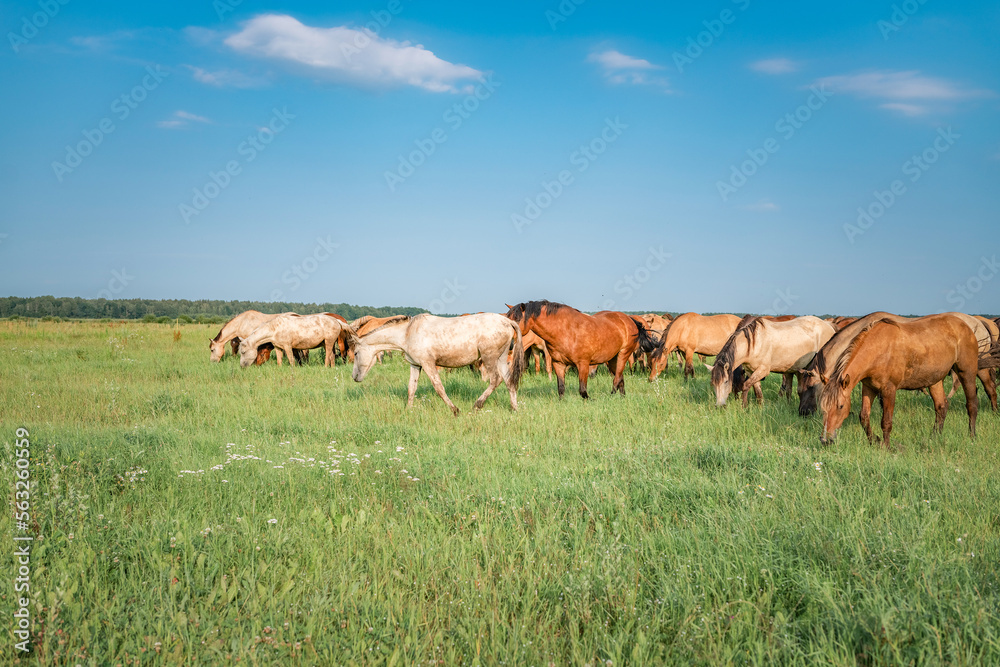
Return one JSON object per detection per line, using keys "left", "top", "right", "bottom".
{"left": 2, "top": 319, "right": 1000, "bottom": 666}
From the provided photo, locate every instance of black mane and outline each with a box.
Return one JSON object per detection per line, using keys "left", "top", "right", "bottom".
{"left": 711, "top": 315, "right": 763, "bottom": 383}
{"left": 505, "top": 300, "right": 572, "bottom": 321}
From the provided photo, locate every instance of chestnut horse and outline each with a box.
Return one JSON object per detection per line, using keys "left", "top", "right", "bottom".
{"left": 710, "top": 315, "right": 836, "bottom": 407}
{"left": 209, "top": 310, "right": 294, "bottom": 362}
{"left": 348, "top": 313, "right": 524, "bottom": 416}
{"left": 648, "top": 313, "right": 742, "bottom": 381}
{"left": 505, "top": 301, "right": 655, "bottom": 398}
{"left": 799, "top": 312, "right": 998, "bottom": 416}
{"left": 820, "top": 315, "right": 981, "bottom": 449}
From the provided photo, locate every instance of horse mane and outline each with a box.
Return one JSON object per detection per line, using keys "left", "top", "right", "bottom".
{"left": 821, "top": 318, "right": 897, "bottom": 410}
{"left": 212, "top": 312, "right": 243, "bottom": 342}
{"left": 711, "top": 315, "right": 763, "bottom": 382}
{"left": 360, "top": 315, "right": 410, "bottom": 336}
{"left": 505, "top": 300, "right": 572, "bottom": 321}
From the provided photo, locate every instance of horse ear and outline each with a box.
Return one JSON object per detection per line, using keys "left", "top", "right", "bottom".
{"left": 839, "top": 373, "right": 851, "bottom": 389}
{"left": 820, "top": 373, "right": 830, "bottom": 384}
{"left": 505, "top": 304, "right": 514, "bottom": 310}
{"left": 703, "top": 363, "right": 713, "bottom": 370}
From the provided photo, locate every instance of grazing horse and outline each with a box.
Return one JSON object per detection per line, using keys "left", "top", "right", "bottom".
{"left": 799, "top": 312, "right": 998, "bottom": 416}
{"left": 649, "top": 313, "right": 742, "bottom": 381}
{"left": 522, "top": 330, "right": 552, "bottom": 379}
{"left": 348, "top": 313, "right": 524, "bottom": 416}
{"left": 819, "top": 315, "right": 981, "bottom": 449}
{"left": 711, "top": 316, "right": 836, "bottom": 407}
{"left": 505, "top": 301, "right": 655, "bottom": 399}
{"left": 209, "top": 310, "right": 294, "bottom": 362}
{"left": 238, "top": 313, "right": 350, "bottom": 368}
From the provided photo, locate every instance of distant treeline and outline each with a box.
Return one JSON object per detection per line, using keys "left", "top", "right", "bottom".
{"left": 0, "top": 296, "right": 428, "bottom": 323}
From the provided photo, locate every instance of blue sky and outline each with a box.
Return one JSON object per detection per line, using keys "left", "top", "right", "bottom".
{"left": 1, "top": 0, "right": 998, "bottom": 315}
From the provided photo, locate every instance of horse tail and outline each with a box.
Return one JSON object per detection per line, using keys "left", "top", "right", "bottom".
{"left": 630, "top": 316, "right": 656, "bottom": 355}
{"left": 979, "top": 340, "right": 1000, "bottom": 370}
{"left": 507, "top": 321, "right": 525, "bottom": 390}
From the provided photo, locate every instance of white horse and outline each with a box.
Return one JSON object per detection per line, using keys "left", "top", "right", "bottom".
{"left": 238, "top": 313, "right": 350, "bottom": 368}
{"left": 209, "top": 310, "right": 294, "bottom": 362}
{"left": 348, "top": 313, "right": 525, "bottom": 416}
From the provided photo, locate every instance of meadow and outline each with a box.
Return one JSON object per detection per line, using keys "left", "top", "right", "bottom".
{"left": 2, "top": 319, "right": 999, "bottom": 666}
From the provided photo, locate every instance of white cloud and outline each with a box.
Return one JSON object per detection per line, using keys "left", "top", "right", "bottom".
{"left": 741, "top": 199, "right": 780, "bottom": 212}
{"left": 157, "top": 110, "right": 212, "bottom": 130}
{"left": 223, "top": 14, "right": 482, "bottom": 93}
{"left": 749, "top": 58, "right": 799, "bottom": 75}
{"left": 814, "top": 70, "right": 993, "bottom": 115}
{"left": 187, "top": 65, "right": 267, "bottom": 89}
{"left": 588, "top": 49, "right": 669, "bottom": 89}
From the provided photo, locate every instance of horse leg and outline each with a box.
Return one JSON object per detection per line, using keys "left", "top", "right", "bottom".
{"left": 977, "top": 368, "right": 997, "bottom": 411}
{"left": 753, "top": 382, "right": 763, "bottom": 404}
{"left": 859, "top": 383, "right": 876, "bottom": 443}
{"left": 740, "top": 366, "right": 770, "bottom": 405}
{"left": 946, "top": 370, "right": 959, "bottom": 400}
{"left": 423, "top": 365, "right": 460, "bottom": 416}
{"left": 928, "top": 381, "right": 948, "bottom": 435}
{"left": 778, "top": 373, "right": 793, "bottom": 398}
{"left": 473, "top": 365, "right": 502, "bottom": 411}
{"left": 880, "top": 388, "right": 897, "bottom": 450}
{"left": 325, "top": 341, "right": 335, "bottom": 367}
{"left": 553, "top": 362, "right": 567, "bottom": 398}
{"left": 959, "top": 368, "right": 979, "bottom": 438}
{"left": 230, "top": 338, "right": 240, "bottom": 357}
{"left": 576, "top": 361, "right": 591, "bottom": 399}
{"left": 275, "top": 348, "right": 284, "bottom": 366}
{"left": 284, "top": 346, "right": 297, "bottom": 367}
{"left": 683, "top": 350, "right": 695, "bottom": 381}
{"left": 406, "top": 365, "right": 421, "bottom": 408}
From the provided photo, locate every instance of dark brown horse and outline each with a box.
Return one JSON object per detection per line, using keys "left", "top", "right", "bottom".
{"left": 505, "top": 301, "right": 655, "bottom": 398}
{"left": 819, "top": 315, "right": 981, "bottom": 449}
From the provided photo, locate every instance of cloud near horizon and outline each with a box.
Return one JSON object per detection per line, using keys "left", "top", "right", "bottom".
{"left": 223, "top": 14, "right": 483, "bottom": 93}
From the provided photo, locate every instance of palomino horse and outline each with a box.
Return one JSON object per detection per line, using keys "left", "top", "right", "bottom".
{"left": 238, "top": 313, "right": 350, "bottom": 368}
{"left": 209, "top": 310, "right": 294, "bottom": 362}
{"left": 348, "top": 313, "right": 524, "bottom": 416}
{"left": 799, "top": 312, "right": 998, "bottom": 416}
{"left": 505, "top": 301, "right": 655, "bottom": 399}
{"left": 819, "top": 314, "right": 982, "bottom": 449}
{"left": 648, "top": 313, "right": 742, "bottom": 381}
{"left": 710, "top": 316, "right": 836, "bottom": 407}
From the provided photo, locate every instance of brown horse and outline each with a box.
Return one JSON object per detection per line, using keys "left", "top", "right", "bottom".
{"left": 648, "top": 313, "right": 742, "bottom": 381}
{"left": 800, "top": 312, "right": 998, "bottom": 416}
{"left": 819, "top": 315, "right": 981, "bottom": 449}
{"left": 505, "top": 301, "right": 655, "bottom": 398}
{"left": 522, "top": 330, "right": 552, "bottom": 379}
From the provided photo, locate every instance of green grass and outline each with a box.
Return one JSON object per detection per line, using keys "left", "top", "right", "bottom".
{"left": 2, "top": 320, "right": 999, "bottom": 666}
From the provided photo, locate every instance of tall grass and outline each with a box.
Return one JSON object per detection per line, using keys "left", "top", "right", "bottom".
{"left": 1, "top": 320, "right": 998, "bottom": 665}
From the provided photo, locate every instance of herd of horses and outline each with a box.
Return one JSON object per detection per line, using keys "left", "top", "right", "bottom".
{"left": 209, "top": 303, "right": 1000, "bottom": 448}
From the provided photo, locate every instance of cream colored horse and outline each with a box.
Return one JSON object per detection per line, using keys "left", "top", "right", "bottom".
{"left": 348, "top": 313, "right": 524, "bottom": 416}
{"left": 209, "top": 310, "right": 293, "bottom": 362}
{"left": 711, "top": 316, "right": 836, "bottom": 407}
{"left": 238, "top": 313, "right": 350, "bottom": 368}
